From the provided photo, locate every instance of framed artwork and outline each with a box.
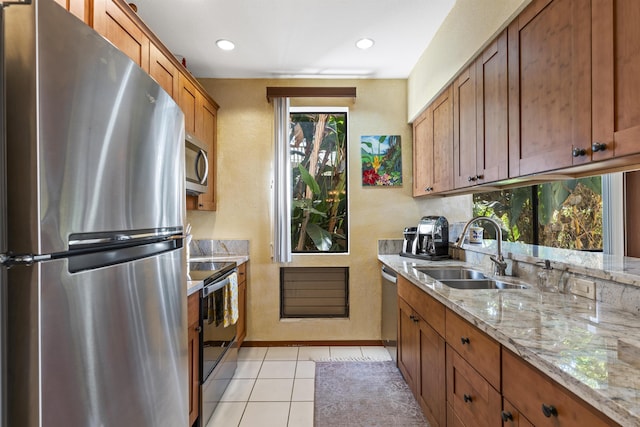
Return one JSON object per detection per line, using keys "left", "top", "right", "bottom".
{"left": 360, "top": 135, "right": 402, "bottom": 186}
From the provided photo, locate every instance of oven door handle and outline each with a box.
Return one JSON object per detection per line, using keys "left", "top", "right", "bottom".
{"left": 202, "top": 269, "right": 237, "bottom": 297}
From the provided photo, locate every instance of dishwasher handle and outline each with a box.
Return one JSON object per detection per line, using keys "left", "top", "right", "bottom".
{"left": 381, "top": 265, "right": 397, "bottom": 284}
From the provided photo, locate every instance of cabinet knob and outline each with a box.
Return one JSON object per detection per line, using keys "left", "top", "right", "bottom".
{"left": 501, "top": 411, "right": 513, "bottom": 422}
{"left": 460, "top": 337, "right": 470, "bottom": 345}
{"left": 195, "top": 326, "right": 202, "bottom": 333}
{"left": 463, "top": 394, "right": 472, "bottom": 403}
{"left": 541, "top": 403, "right": 558, "bottom": 418}
{"left": 592, "top": 142, "right": 607, "bottom": 152}
{"left": 467, "top": 176, "right": 477, "bottom": 182}
{"left": 425, "top": 186, "right": 434, "bottom": 192}
{"left": 572, "top": 147, "right": 586, "bottom": 157}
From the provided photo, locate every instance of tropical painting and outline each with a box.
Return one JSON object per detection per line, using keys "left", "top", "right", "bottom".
{"left": 361, "top": 135, "right": 402, "bottom": 186}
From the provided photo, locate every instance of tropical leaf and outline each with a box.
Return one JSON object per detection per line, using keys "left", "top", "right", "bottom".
{"left": 298, "top": 164, "right": 321, "bottom": 195}
{"left": 306, "top": 223, "right": 333, "bottom": 251}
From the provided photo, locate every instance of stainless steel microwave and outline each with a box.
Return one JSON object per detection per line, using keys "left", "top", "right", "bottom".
{"left": 185, "top": 132, "right": 209, "bottom": 195}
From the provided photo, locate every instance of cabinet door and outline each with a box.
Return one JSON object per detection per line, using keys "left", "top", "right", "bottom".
{"left": 508, "top": 0, "right": 591, "bottom": 176}
{"left": 149, "top": 43, "right": 179, "bottom": 101}
{"left": 446, "top": 346, "right": 502, "bottom": 427}
{"left": 93, "top": 0, "right": 150, "bottom": 72}
{"left": 418, "top": 319, "right": 446, "bottom": 427}
{"left": 194, "top": 95, "right": 217, "bottom": 211}
{"left": 432, "top": 86, "right": 454, "bottom": 192}
{"left": 476, "top": 30, "right": 509, "bottom": 183}
{"left": 236, "top": 264, "right": 247, "bottom": 346}
{"left": 179, "top": 73, "right": 198, "bottom": 135}
{"left": 453, "top": 66, "right": 478, "bottom": 189}
{"left": 413, "top": 110, "right": 433, "bottom": 196}
{"left": 592, "top": 0, "right": 640, "bottom": 161}
{"left": 187, "top": 293, "right": 200, "bottom": 426}
{"left": 502, "top": 398, "right": 534, "bottom": 427}
{"left": 397, "top": 298, "right": 419, "bottom": 392}
{"left": 53, "top": 0, "right": 88, "bottom": 22}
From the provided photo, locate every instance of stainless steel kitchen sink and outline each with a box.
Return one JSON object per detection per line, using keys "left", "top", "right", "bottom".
{"left": 415, "top": 267, "right": 488, "bottom": 280}
{"left": 439, "top": 279, "right": 528, "bottom": 290}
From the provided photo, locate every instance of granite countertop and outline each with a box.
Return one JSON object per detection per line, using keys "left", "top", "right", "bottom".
{"left": 186, "top": 255, "right": 250, "bottom": 296}
{"left": 378, "top": 254, "right": 640, "bottom": 426}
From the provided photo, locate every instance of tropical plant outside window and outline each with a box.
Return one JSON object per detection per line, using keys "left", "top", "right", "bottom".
{"left": 290, "top": 109, "right": 348, "bottom": 253}
{"left": 473, "top": 177, "right": 603, "bottom": 251}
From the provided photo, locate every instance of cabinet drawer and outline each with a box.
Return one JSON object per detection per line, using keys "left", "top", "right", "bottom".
{"left": 187, "top": 292, "right": 199, "bottom": 326}
{"left": 237, "top": 263, "right": 247, "bottom": 284}
{"left": 446, "top": 345, "right": 501, "bottom": 427}
{"left": 445, "top": 309, "right": 500, "bottom": 390}
{"left": 502, "top": 349, "right": 618, "bottom": 427}
{"left": 398, "top": 277, "right": 445, "bottom": 336}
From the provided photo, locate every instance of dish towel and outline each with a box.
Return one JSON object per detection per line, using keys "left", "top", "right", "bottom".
{"left": 223, "top": 272, "right": 239, "bottom": 327}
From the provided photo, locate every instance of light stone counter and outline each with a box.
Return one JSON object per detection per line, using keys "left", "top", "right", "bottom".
{"left": 378, "top": 253, "right": 640, "bottom": 426}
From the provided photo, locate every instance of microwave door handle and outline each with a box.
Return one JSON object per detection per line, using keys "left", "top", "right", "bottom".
{"left": 195, "top": 149, "right": 209, "bottom": 185}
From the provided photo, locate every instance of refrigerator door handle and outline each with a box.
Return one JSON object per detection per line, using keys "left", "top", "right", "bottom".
{"left": 1, "top": 252, "right": 51, "bottom": 267}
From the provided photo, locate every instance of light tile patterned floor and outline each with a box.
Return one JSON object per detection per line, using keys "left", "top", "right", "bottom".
{"left": 206, "top": 346, "right": 392, "bottom": 427}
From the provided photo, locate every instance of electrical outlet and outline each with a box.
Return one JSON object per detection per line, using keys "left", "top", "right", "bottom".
{"left": 568, "top": 277, "right": 596, "bottom": 300}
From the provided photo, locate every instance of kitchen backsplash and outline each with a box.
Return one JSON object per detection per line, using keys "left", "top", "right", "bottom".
{"left": 189, "top": 239, "right": 249, "bottom": 257}
{"left": 379, "top": 239, "right": 640, "bottom": 315}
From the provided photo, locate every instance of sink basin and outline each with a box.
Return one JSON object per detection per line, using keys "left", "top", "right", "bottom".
{"left": 439, "top": 279, "right": 528, "bottom": 290}
{"left": 415, "top": 267, "right": 488, "bottom": 280}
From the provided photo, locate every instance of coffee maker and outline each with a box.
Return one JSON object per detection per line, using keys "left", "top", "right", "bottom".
{"left": 401, "top": 216, "right": 449, "bottom": 259}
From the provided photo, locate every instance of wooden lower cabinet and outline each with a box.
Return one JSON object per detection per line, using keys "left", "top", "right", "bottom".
{"left": 418, "top": 317, "right": 446, "bottom": 427}
{"left": 236, "top": 263, "right": 247, "bottom": 346}
{"left": 446, "top": 346, "right": 501, "bottom": 427}
{"left": 187, "top": 292, "right": 201, "bottom": 426}
{"left": 502, "top": 349, "right": 619, "bottom": 427}
{"left": 501, "top": 398, "right": 534, "bottom": 427}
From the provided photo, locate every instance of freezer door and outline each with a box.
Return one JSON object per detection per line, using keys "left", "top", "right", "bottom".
{"left": 8, "top": 247, "right": 187, "bottom": 426}
{"left": 5, "top": 0, "right": 185, "bottom": 255}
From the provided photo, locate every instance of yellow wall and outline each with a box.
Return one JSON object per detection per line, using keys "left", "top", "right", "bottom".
{"left": 188, "top": 78, "right": 471, "bottom": 342}
{"left": 408, "top": 0, "right": 531, "bottom": 122}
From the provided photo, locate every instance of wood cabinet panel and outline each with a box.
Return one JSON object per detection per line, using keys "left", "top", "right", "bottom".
{"left": 592, "top": 0, "right": 640, "bottom": 161}
{"left": 53, "top": 0, "right": 88, "bottom": 21}
{"left": 445, "top": 309, "right": 500, "bottom": 390}
{"left": 93, "top": 0, "right": 150, "bottom": 71}
{"left": 412, "top": 86, "right": 454, "bottom": 196}
{"left": 476, "top": 31, "right": 509, "bottom": 184}
{"left": 187, "top": 292, "right": 200, "bottom": 426}
{"left": 418, "top": 319, "right": 446, "bottom": 427}
{"left": 236, "top": 263, "right": 247, "bottom": 346}
{"left": 502, "top": 349, "right": 618, "bottom": 427}
{"left": 194, "top": 95, "right": 217, "bottom": 211}
{"left": 398, "top": 276, "right": 445, "bottom": 336}
{"left": 446, "top": 346, "right": 501, "bottom": 427}
{"left": 149, "top": 43, "right": 179, "bottom": 101}
{"left": 502, "top": 398, "right": 534, "bottom": 427}
{"left": 508, "top": 0, "right": 591, "bottom": 176}
{"left": 179, "top": 73, "right": 198, "bottom": 135}
{"left": 398, "top": 297, "right": 419, "bottom": 392}
{"left": 453, "top": 66, "right": 478, "bottom": 189}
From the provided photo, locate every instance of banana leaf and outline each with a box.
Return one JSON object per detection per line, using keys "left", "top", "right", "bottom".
{"left": 306, "top": 223, "right": 333, "bottom": 251}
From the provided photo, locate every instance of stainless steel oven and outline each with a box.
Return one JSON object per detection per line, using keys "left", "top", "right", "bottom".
{"left": 189, "top": 261, "right": 238, "bottom": 426}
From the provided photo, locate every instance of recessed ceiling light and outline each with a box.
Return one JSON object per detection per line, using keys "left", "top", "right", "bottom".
{"left": 356, "top": 38, "right": 375, "bottom": 50}
{"left": 216, "top": 39, "right": 235, "bottom": 51}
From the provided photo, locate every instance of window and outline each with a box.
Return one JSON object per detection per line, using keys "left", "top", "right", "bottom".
{"left": 473, "top": 177, "right": 603, "bottom": 251}
{"left": 289, "top": 108, "right": 348, "bottom": 253}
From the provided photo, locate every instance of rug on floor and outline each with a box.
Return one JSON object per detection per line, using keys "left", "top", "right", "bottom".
{"left": 314, "top": 361, "right": 429, "bottom": 427}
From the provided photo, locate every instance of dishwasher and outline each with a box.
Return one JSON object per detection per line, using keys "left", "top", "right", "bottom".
{"left": 381, "top": 265, "right": 398, "bottom": 362}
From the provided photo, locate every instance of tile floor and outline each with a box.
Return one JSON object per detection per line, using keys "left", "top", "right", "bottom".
{"left": 206, "top": 346, "right": 392, "bottom": 427}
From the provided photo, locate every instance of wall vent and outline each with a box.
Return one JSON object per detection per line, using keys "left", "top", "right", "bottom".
{"left": 280, "top": 267, "right": 349, "bottom": 318}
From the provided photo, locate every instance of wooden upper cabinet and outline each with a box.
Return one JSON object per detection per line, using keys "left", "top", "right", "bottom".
{"left": 453, "top": 66, "right": 478, "bottom": 189}
{"left": 179, "top": 73, "right": 198, "bottom": 135}
{"left": 195, "top": 94, "right": 217, "bottom": 211}
{"left": 149, "top": 43, "right": 179, "bottom": 101}
{"left": 413, "top": 86, "right": 454, "bottom": 196}
{"left": 476, "top": 30, "right": 509, "bottom": 184}
{"left": 53, "top": 0, "right": 88, "bottom": 22}
{"left": 93, "top": 0, "right": 150, "bottom": 72}
{"left": 508, "top": 0, "right": 592, "bottom": 177}
{"left": 592, "top": 0, "right": 640, "bottom": 161}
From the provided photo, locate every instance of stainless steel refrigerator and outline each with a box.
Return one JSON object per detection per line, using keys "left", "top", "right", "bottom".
{"left": 2, "top": 0, "right": 188, "bottom": 425}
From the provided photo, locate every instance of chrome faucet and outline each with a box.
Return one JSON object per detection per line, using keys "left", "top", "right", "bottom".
{"left": 454, "top": 217, "right": 508, "bottom": 276}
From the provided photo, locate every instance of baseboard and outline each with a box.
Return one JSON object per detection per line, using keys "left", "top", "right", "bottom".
{"left": 241, "top": 340, "right": 384, "bottom": 347}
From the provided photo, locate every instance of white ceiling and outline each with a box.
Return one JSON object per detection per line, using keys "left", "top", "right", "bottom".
{"left": 133, "top": 0, "right": 456, "bottom": 79}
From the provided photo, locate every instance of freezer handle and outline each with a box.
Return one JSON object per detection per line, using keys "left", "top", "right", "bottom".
{"left": 381, "top": 265, "right": 397, "bottom": 284}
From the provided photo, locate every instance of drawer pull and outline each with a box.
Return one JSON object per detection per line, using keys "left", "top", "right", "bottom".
{"left": 541, "top": 403, "right": 558, "bottom": 418}
{"left": 501, "top": 411, "right": 513, "bottom": 422}
{"left": 194, "top": 326, "right": 202, "bottom": 333}
{"left": 463, "top": 394, "right": 472, "bottom": 403}
{"left": 460, "top": 337, "right": 470, "bottom": 345}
